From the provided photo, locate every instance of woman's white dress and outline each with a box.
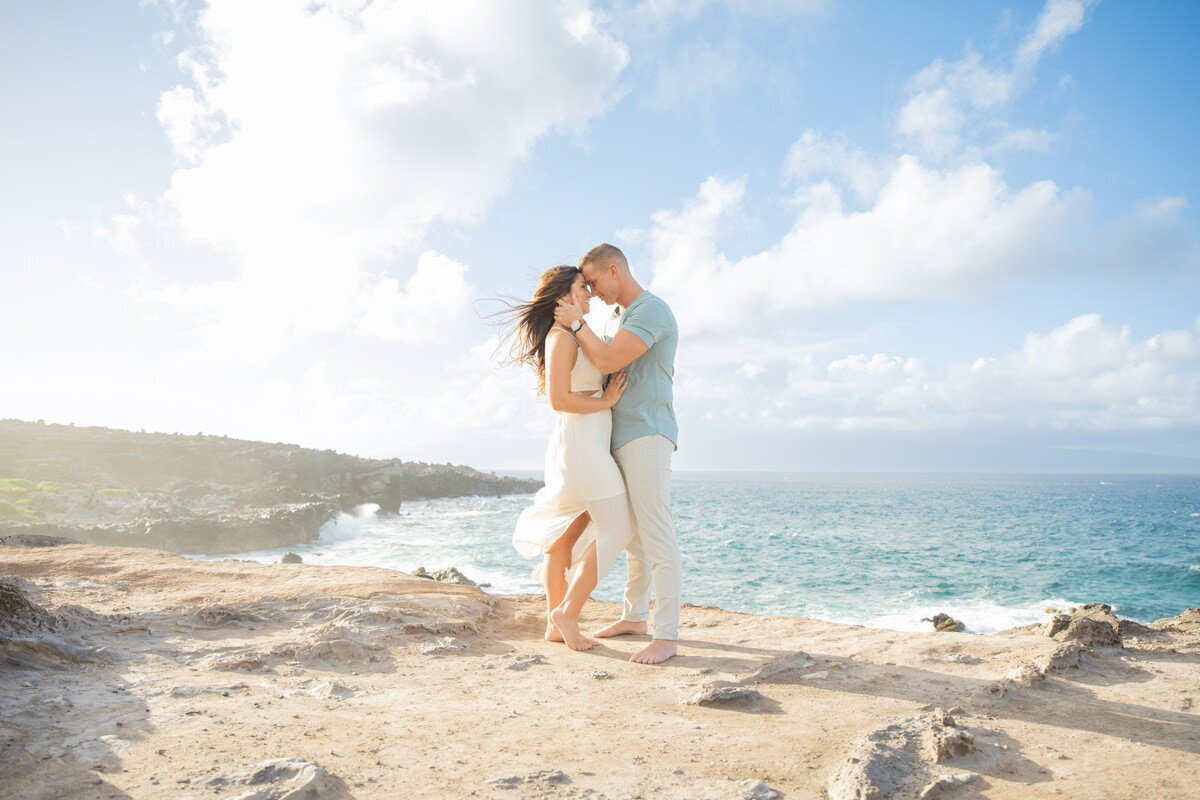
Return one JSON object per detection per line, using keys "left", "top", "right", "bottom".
{"left": 513, "top": 332, "right": 634, "bottom": 583}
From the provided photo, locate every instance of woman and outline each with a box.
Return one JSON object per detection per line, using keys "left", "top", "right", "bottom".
{"left": 506, "top": 265, "right": 634, "bottom": 650}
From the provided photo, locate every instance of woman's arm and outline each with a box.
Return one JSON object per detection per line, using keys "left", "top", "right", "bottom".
{"left": 546, "top": 330, "right": 626, "bottom": 413}
{"left": 553, "top": 297, "right": 648, "bottom": 373}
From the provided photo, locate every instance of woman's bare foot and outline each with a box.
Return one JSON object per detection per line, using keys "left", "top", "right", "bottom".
{"left": 631, "top": 639, "right": 677, "bottom": 664}
{"left": 544, "top": 623, "right": 564, "bottom": 642}
{"left": 593, "top": 619, "right": 648, "bottom": 638}
{"left": 549, "top": 607, "right": 597, "bottom": 651}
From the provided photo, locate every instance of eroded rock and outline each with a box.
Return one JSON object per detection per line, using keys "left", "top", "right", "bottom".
{"left": 411, "top": 566, "right": 476, "bottom": 586}
{"left": 1151, "top": 607, "right": 1200, "bottom": 634}
{"left": 1037, "top": 642, "right": 1083, "bottom": 674}
{"left": 828, "top": 710, "right": 979, "bottom": 800}
{"left": 737, "top": 779, "right": 781, "bottom": 799}
{"left": 741, "top": 651, "right": 814, "bottom": 684}
{"left": 685, "top": 681, "right": 766, "bottom": 707}
{"left": 943, "top": 653, "right": 980, "bottom": 664}
{"left": 206, "top": 757, "right": 327, "bottom": 800}
{"left": 419, "top": 636, "right": 469, "bottom": 655}
{"left": 486, "top": 770, "right": 570, "bottom": 789}
{"left": 918, "top": 771, "right": 980, "bottom": 799}
{"left": 0, "top": 578, "right": 116, "bottom": 667}
{"left": 1050, "top": 603, "right": 1122, "bottom": 647}
{"left": 0, "top": 578, "right": 56, "bottom": 637}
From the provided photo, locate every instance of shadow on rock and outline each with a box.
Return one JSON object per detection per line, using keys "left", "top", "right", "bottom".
{"left": 1, "top": 577, "right": 153, "bottom": 800}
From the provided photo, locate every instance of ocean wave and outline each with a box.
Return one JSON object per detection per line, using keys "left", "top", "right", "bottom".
{"left": 827, "top": 597, "right": 1086, "bottom": 635}
{"left": 318, "top": 504, "right": 380, "bottom": 542}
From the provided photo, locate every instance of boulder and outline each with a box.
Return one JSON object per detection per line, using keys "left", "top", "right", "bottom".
{"left": 922, "top": 613, "right": 966, "bottom": 632}
{"left": 1150, "top": 608, "right": 1200, "bottom": 634}
{"left": 205, "top": 758, "right": 327, "bottom": 800}
{"left": 1051, "top": 603, "right": 1122, "bottom": 647}
{"left": 828, "top": 710, "right": 979, "bottom": 800}
{"left": 685, "top": 681, "right": 767, "bottom": 707}
{"left": 411, "top": 566, "right": 476, "bottom": 586}
{"left": 737, "top": 780, "right": 781, "bottom": 799}
{"left": 0, "top": 578, "right": 57, "bottom": 637}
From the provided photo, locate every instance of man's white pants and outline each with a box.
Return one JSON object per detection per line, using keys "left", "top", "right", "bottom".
{"left": 612, "top": 434, "right": 680, "bottom": 640}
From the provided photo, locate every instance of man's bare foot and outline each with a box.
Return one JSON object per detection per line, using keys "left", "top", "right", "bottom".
{"left": 630, "top": 638, "right": 677, "bottom": 664}
{"left": 544, "top": 623, "right": 564, "bottom": 643}
{"left": 592, "top": 619, "right": 648, "bottom": 638}
{"left": 549, "top": 607, "right": 597, "bottom": 651}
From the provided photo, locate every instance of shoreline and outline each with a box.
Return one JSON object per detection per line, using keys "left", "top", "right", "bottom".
{"left": 186, "top": 543, "right": 1189, "bottom": 637}
{"left": 2, "top": 539, "right": 1197, "bottom": 799}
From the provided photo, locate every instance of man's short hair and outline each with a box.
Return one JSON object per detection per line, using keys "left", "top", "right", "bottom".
{"left": 579, "top": 243, "right": 627, "bottom": 272}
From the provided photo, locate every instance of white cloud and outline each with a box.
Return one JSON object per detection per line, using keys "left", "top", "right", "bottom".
{"left": 91, "top": 214, "right": 143, "bottom": 254}
{"left": 619, "top": 0, "right": 828, "bottom": 26}
{"left": 1096, "top": 196, "right": 1200, "bottom": 277}
{"left": 784, "top": 129, "right": 886, "bottom": 202}
{"left": 355, "top": 251, "right": 474, "bottom": 344}
{"left": 648, "top": 154, "right": 1086, "bottom": 334}
{"left": 139, "top": 0, "right": 628, "bottom": 360}
{"left": 611, "top": 0, "right": 828, "bottom": 109}
{"left": 1016, "top": 0, "right": 1095, "bottom": 70}
{"left": 897, "top": 0, "right": 1096, "bottom": 159}
{"left": 650, "top": 37, "right": 747, "bottom": 107}
{"left": 641, "top": 0, "right": 1151, "bottom": 337}
{"left": 676, "top": 314, "right": 1200, "bottom": 434}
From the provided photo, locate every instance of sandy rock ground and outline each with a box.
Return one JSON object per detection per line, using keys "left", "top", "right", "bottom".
{"left": 1, "top": 543, "right": 1197, "bottom": 800}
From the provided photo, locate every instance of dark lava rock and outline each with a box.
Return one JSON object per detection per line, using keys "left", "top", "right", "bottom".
{"left": 923, "top": 613, "right": 966, "bottom": 632}
{"left": 0, "top": 419, "right": 539, "bottom": 554}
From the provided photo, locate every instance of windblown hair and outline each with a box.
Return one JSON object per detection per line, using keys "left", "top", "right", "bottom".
{"left": 500, "top": 265, "right": 581, "bottom": 395}
{"left": 579, "top": 242, "right": 627, "bottom": 272}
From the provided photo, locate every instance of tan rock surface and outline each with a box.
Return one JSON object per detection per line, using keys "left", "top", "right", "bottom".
{"left": 2, "top": 543, "right": 1198, "bottom": 800}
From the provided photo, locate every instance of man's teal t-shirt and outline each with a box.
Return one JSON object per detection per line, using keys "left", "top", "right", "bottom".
{"left": 611, "top": 290, "right": 678, "bottom": 451}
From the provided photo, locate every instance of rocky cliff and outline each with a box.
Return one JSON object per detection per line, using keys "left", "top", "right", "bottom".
{"left": 0, "top": 419, "right": 538, "bottom": 553}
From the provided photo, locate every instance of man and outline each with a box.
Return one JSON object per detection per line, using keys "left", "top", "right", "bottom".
{"left": 553, "top": 243, "right": 680, "bottom": 665}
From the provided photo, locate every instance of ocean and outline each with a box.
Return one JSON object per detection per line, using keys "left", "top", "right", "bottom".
{"left": 197, "top": 472, "right": 1200, "bottom": 634}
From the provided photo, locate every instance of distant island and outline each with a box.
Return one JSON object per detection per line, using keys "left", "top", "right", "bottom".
{"left": 0, "top": 419, "right": 539, "bottom": 554}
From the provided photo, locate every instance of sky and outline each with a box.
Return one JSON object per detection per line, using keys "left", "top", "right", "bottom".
{"left": 2, "top": 0, "right": 1199, "bottom": 472}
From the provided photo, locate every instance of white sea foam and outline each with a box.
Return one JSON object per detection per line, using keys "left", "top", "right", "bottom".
{"left": 198, "top": 473, "right": 1198, "bottom": 628}
{"left": 836, "top": 597, "right": 1086, "bottom": 635}
{"left": 318, "top": 504, "right": 380, "bottom": 542}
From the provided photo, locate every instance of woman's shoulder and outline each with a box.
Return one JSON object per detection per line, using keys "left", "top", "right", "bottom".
{"left": 546, "top": 326, "right": 578, "bottom": 346}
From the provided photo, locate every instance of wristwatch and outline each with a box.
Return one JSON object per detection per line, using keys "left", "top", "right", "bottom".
{"left": 570, "top": 319, "right": 583, "bottom": 332}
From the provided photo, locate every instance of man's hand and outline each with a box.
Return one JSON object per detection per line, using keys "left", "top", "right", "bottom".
{"left": 555, "top": 296, "right": 584, "bottom": 328}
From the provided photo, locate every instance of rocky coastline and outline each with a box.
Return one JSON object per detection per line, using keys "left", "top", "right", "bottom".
{"left": 1, "top": 540, "right": 1197, "bottom": 799}
{"left": 0, "top": 419, "right": 539, "bottom": 554}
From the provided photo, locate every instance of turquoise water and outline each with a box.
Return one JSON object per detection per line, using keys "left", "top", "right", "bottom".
{"left": 198, "top": 473, "right": 1200, "bottom": 634}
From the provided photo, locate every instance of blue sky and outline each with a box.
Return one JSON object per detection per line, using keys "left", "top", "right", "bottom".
{"left": 2, "top": 0, "right": 1198, "bottom": 471}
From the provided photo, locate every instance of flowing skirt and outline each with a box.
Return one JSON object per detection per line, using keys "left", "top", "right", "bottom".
{"left": 513, "top": 406, "right": 634, "bottom": 584}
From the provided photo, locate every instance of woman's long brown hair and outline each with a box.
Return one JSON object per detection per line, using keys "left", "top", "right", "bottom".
{"left": 499, "top": 265, "right": 581, "bottom": 395}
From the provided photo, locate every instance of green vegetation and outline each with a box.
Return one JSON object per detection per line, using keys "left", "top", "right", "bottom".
{"left": 0, "top": 477, "right": 59, "bottom": 521}
{"left": 0, "top": 499, "right": 39, "bottom": 522}
{"left": 0, "top": 477, "right": 35, "bottom": 494}
{"left": 98, "top": 488, "right": 128, "bottom": 495}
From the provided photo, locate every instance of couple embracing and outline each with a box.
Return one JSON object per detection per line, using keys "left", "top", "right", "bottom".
{"left": 506, "top": 244, "right": 680, "bottom": 665}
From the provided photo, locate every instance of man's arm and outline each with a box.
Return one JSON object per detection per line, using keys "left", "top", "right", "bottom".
{"left": 555, "top": 299, "right": 648, "bottom": 373}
